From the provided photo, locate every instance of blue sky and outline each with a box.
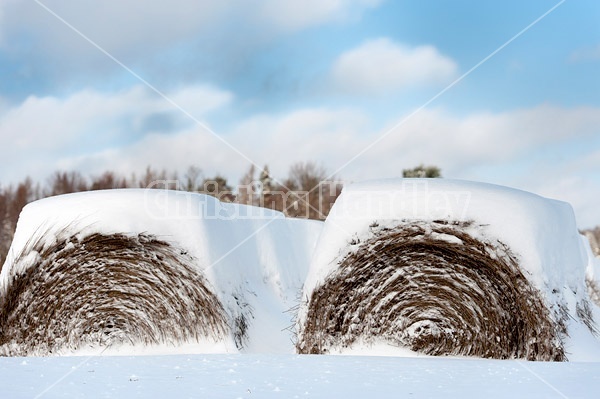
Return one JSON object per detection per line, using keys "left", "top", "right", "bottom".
{"left": 1, "top": 0, "right": 600, "bottom": 226}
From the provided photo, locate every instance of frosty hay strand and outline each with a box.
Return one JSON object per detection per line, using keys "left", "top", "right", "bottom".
{"left": 0, "top": 232, "right": 229, "bottom": 356}
{"left": 297, "top": 221, "right": 566, "bottom": 361}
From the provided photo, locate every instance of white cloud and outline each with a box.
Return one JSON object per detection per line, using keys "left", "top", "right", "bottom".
{"left": 165, "top": 85, "right": 233, "bottom": 121}
{"left": 359, "top": 104, "right": 600, "bottom": 174}
{"left": 230, "top": 108, "right": 370, "bottom": 175}
{"left": 57, "top": 127, "right": 233, "bottom": 180}
{"left": 0, "top": 0, "right": 17, "bottom": 47}
{"left": 330, "top": 38, "right": 458, "bottom": 95}
{"left": 58, "top": 107, "right": 371, "bottom": 185}
{"left": 0, "top": 84, "right": 232, "bottom": 183}
{"left": 258, "top": 0, "right": 382, "bottom": 32}
{"left": 0, "top": 0, "right": 382, "bottom": 63}
{"left": 0, "top": 1, "right": 229, "bottom": 57}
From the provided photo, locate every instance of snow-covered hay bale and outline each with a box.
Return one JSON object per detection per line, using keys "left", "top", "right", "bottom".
{"left": 0, "top": 231, "right": 228, "bottom": 356}
{"left": 297, "top": 179, "right": 600, "bottom": 361}
{"left": 299, "top": 221, "right": 563, "bottom": 360}
{"left": 0, "top": 189, "right": 323, "bottom": 355}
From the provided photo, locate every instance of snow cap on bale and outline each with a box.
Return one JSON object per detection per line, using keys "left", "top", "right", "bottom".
{"left": 298, "top": 179, "right": 600, "bottom": 360}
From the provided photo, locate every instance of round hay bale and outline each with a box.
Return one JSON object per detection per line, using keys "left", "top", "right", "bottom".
{"left": 0, "top": 232, "right": 229, "bottom": 356}
{"left": 297, "top": 221, "right": 565, "bottom": 361}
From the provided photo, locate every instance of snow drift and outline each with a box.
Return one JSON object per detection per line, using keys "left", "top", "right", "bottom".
{"left": 0, "top": 189, "right": 323, "bottom": 356}
{"left": 297, "top": 179, "right": 600, "bottom": 361}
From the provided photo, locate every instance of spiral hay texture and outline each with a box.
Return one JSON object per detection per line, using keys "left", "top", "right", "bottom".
{"left": 298, "top": 221, "right": 565, "bottom": 361}
{"left": 0, "top": 232, "right": 229, "bottom": 356}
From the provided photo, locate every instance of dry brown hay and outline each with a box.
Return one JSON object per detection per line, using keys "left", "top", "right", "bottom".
{"left": 0, "top": 231, "right": 229, "bottom": 356}
{"left": 576, "top": 299, "right": 599, "bottom": 337}
{"left": 298, "top": 220, "right": 566, "bottom": 361}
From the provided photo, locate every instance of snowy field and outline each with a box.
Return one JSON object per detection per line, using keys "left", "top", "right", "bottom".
{"left": 1, "top": 179, "right": 600, "bottom": 397}
{"left": 3, "top": 354, "right": 600, "bottom": 398}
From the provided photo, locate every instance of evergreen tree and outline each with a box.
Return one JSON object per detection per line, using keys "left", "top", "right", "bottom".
{"left": 202, "top": 175, "right": 234, "bottom": 202}
{"left": 259, "top": 165, "right": 274, "bottom": 194}
{"left": 402, "top": 164, "right": 442, "bottom": 178}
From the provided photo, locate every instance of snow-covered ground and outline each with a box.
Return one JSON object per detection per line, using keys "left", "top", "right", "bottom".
{"left": 3, "top": 354, "right": 600, "bottom": 398}
{"left": 1, "top": 179, "right": 600, "bottom": 397}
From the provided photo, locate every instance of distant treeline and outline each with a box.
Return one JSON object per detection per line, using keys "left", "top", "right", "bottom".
{"left": 0, "top": 162, "right": 342, "bottom": 266}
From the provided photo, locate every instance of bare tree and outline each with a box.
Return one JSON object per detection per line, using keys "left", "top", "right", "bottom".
{"left": 283, "top": 162, "right": 340, "bottom": 220}
{"left": 201, "top": 175, "right": 235, "bottom": 202}
{"left": 137, "top": 166, "right": 169, "bottom": 189}
{"left": 10, "top": 178, "right": 34, "bottom": 226}
{"left": 183, "top": 166, "right": 203, "bottom": 192}
{"left": 47, "top": 171, "right": 88, "bottom": 196}
{"left": 90, "top": 171, "right": 128, "bottom": 191}
{"left": 285, "top": 162, "right": 327, "bottom": 192}
{"left": 0, "top": 177, "right": 41, "bottom": 269}
{"left": 237, "top": 164, "right": 256, "bottom": 206}
{"left": 0, "top": 186, "right": 11, "bottom": 268}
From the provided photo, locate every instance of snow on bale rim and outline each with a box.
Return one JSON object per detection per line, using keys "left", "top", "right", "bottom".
{"left": 0, "top": 230, "right": 229, "bottom": 356}
{"left": 297, "top": 179, "right": 600, "bottom": 361}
